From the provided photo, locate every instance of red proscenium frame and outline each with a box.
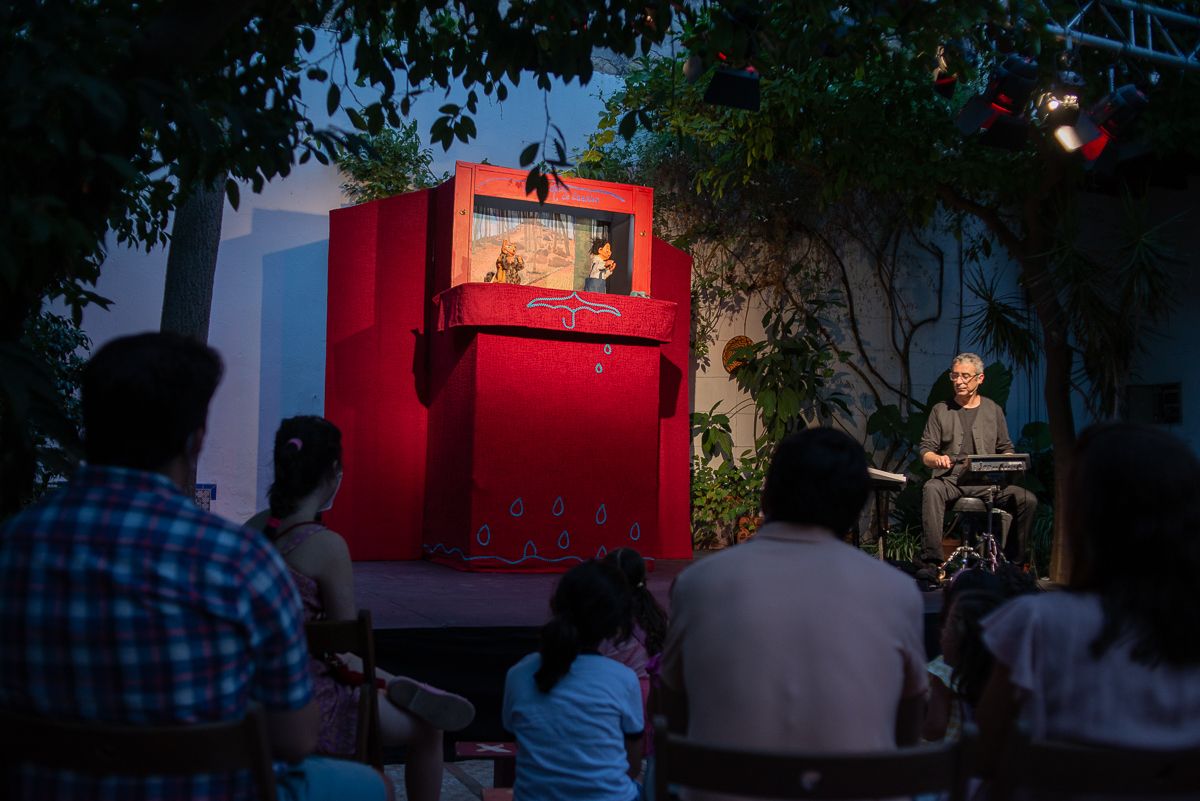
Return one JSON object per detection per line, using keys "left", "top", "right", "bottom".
{"left": 448, "top": 161, "right": 655, "bottom": 295}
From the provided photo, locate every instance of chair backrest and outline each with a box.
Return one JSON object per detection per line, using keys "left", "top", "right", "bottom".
{"left": 0, "top": 705, "right": 277, "bottom": 800}
{"left": 305, "top": 609, "right": 382, "bottom": 768}
{"left": 653, "top": 715, "right": 965, "bottom": 800}
{"left": 992, "top": 733, "right": 1200, "bottom": 799}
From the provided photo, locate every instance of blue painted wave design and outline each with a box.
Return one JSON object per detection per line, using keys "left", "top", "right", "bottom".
{"left": 424, "top": 543, "right": 585, "bottom": 566}
{"left": 526, "top": 291, "right": 621, "bottom": 330}
{"left": 423, "top": 543, "right": 658, "bottom": 567}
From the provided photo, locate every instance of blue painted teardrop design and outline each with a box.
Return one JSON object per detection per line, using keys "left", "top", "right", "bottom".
{"left": 603, "top": 344, "right": 613, "bottom": 355}
{"left": 595, "top": 503, "right": 607, "bottom": 525}
{"left": 475, "top": 524, "right": 491, "bottom": 546}
{"left": 629, "top": 522, "right": 641, "bottom": 541}
{"left": 552, "top": 496, "right": 565, "bottom": 517}
{"left": 557, "top": 530, "right": 571, "bottom": 549}
{"left": 509, "top": 497, "right": 524, "bottom": 517}
{"left": 595, "top": 363, "right": 603, "bottom": 374}
{"left": 523, "top": 540, "right": 538, "bottom": 558}
{"left": 596, "top": 545, "right": 608, "bottom": 559}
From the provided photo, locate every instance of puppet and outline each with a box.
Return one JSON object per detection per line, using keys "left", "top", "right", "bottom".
{"left": 584, "top": 239, "right": 616, "bottom": 294}
{"left": 485, "top": 239, "right": 525, "bottom": 284}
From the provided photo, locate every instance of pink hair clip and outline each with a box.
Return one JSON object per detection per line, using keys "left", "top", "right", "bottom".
{"left": 286, "top": 437, "right": 303, "bottom": 450}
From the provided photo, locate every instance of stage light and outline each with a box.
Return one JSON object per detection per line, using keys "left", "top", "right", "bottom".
{"left": 933, "top": 45, "right": 958, "bottom": 99}
{"left": 1054, "top": 123, "right": 1087, "bottom": 152}
{"left": 684, "top": 39, "right": 761, "bottom": 112}
{"left": 1035, "top": 67, "right": 1087, "bottom": 149}
{"left": 1053, "top": 84, "right": 1148, "bottom": 161}
{"left": 956, "top": 54, "right": 1038, "bottom": 150}
{"left": 685, "top": 4, "right": 762, "bottom": 112}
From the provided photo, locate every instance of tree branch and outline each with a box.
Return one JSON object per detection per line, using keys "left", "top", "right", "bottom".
{"left": 936, "top": 184, "right": 1024, "bottom": 262}
{"left": 808, "top": 226, "right": 908, "bottom": 400}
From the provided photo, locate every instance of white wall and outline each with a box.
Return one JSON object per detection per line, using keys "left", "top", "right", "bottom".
{"left": 691, "top": 223, "right": 1047, "bottom": 467}
{"left": 83, "top": 165, "right": 345, "bottom": 523}
{"left": 1122, "top": 180, "right": 1200, "bottom": 451}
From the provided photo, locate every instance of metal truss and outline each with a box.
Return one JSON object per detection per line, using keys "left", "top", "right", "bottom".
{"left": 1042, "top": 1, "right": 1200, "bottom": 72}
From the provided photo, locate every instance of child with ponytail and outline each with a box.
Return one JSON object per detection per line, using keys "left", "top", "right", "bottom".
{"left": 599, "top": 548, "right": 668, "bottom": 754}
{"left": 503, "top": 560, "right": 644, "bottom": 801}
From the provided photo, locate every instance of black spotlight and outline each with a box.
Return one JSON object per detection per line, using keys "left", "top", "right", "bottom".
{"left": 956, "top": 54, "right": 1038, "bottom": 150}
{"left": 932, "top": 41, "right": 973, "bottom": 100}
{"left": 1053, "top": 84, "right": 1148, "bottom": 162}
{"left": 1035, "top": 67, "right": 1087, "bottom": 134}
{"left": 703, "top": 66, "right": 761, "bottom": 111}
{"left": 933, "top": 46, "right": 958, "bottom": 99}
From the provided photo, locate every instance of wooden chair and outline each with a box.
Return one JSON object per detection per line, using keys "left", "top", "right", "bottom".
{"left": 0, "top": 705, "right": 277, "bottom": 800}
{"left": 991, "top": 731, "right": 1200, "bottom": 800}
{"left": 653, "top": 715, "right": 966, "bottom": 800}
{"left": 305, "top": 609, "right": 383, "bottom": 768}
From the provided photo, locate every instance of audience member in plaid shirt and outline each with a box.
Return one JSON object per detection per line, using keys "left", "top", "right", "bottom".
{"left": 0, "top": 333, "right": 390, "bottom": 801}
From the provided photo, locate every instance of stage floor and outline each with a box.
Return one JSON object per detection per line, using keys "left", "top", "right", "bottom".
{"left": 353, "top": 558, "right": 688, "bottom": 629}
{"left": 353, "top": 556, "right": 945, "bottom": 747}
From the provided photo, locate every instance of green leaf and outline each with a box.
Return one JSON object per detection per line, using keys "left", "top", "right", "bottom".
{"left": 618, "top": 110, "right": 638, "bottom": 140}
{"left": 364, "top": 104, "right": 384, "bottom": 135}
{"left": 524, "top": 167, "right": 543, "bottom": 197}
{"left": 224, "top": 178, "right": 240, "bottom": 211}
{"left": 778, "top": 387, "right": 800, "bottom": 421}
{"left": 866, "top": 404, "right": 903, "bottom": 437}
{"left": 1019, "top": 421, "right": 1052, "bottom": 452}
{"left": 757, "top": 388, "right": 776, "bottom": 419}
{"left": 519, "top": 142, "right": 539, "bottom": 167}
{"left": 979, "top": 361, "right": 1012, "bottom": 412}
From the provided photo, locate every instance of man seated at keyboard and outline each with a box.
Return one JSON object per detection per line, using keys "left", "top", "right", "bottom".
{"left": 918, "top": 352, "right": 1037, "bottom": 571}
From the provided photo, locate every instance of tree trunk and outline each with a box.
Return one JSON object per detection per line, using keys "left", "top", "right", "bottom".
{"left": 1040, "top": 323, "right": 1076, "bottom": 583}
{"left": 161, "top": 175, "right": 226, "bottom": 497}
{"left": 161, "top": 177, "right": 226, "bottom": 343}
{"left": 1021, "top": 195, "right": 1076, "bottom": 584}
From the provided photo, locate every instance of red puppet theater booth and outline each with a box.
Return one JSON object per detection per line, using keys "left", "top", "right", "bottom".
{"left": 324, "top": 162, "right": 692, "bottom": 571}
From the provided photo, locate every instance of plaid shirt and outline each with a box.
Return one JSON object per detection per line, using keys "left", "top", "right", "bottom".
{"left": 0, "top": 465, "right": 313, "bottom": 800}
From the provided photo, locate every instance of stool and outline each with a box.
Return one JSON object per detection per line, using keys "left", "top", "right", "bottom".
{"left": 948, "top": 496, "right": 1012, "bottom": 549}
{"left": 942, "top": 496, "right": 1013, "bottom": 574}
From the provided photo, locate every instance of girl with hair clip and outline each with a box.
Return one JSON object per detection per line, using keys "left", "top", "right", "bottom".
{"left": 265, "top": 415, "right": 474, "bottom": 801}
{"left": 503, "top": 560, "right": 645, "bottom": 801}
{"left": 600, "top": 548, "right": 668, "bottom": 754}
{"left": 924, "top": 566, "right": 1039, "bottom": 743}
{"left": 923, "top": 570, "right": 1010, "bottom": 743}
